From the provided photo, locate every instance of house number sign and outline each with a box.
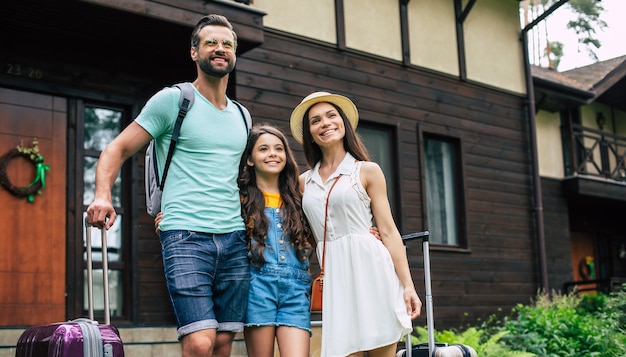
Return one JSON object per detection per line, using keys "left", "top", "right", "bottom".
{"left": 5, "top": 63, "right": 44, "bottom": 79}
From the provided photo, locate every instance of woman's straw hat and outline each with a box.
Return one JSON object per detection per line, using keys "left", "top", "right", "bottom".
{"left": 289, "top": 91, "right": 359, "bottom": 144}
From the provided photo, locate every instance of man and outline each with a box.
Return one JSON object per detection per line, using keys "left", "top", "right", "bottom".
{"left": 86, "top": 14, "right": 250, "bottom": 357}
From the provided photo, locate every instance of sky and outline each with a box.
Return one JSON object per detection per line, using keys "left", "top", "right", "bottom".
{"left": 527, "top": 0, "right": 626, "bottom": 71}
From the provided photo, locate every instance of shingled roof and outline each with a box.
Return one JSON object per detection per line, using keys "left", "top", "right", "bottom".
{"left": 532, "top": 55, "right": 626, "bottom": 112}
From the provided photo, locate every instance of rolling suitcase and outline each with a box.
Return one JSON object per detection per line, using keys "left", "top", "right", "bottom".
{"left": 397, "top": 232, "right": 477, "bottom": 357}
{"left": 15, "top": 218, "right": 125, "bottom": 356}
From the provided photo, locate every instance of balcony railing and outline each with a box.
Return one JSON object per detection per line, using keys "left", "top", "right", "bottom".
{"left": 567, "top": 124, "right": 626, "bottom": 182}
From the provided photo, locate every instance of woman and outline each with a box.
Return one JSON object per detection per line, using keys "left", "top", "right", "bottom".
{"left": 290, "top": 92, "right": 422, "bottom": 357}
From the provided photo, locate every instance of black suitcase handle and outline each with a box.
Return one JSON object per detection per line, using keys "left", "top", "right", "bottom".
{"left": 400, "top": 231, "right": 434, "bottom": 357}
{"left": 401, "top": 231, "right": 430, "bottom": 242}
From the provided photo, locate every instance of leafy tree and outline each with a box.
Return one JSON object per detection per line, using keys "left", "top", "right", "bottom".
{"left": 521, "top": 0, "right": 607, "bottom": 70}
{"left": 566, "top": 0, "right": 607, "bottom": 62}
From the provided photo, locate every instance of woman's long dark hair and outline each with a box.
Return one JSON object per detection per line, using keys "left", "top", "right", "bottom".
{"left": 301, "top": 102, "right": 370, "bottom": 168}
{"left": 238, "top": 124, "right": 313, "bottom": 267}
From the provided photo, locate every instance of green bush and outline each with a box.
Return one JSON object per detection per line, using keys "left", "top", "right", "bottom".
{"left": 501, "top": 290, "right": 626, "bottom": 356}
{"left": 407, "top": 286, "right": 626, "bottom": 357}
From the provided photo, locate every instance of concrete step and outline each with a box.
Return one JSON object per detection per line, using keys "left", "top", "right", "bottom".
{"left": 1, "top": 322, "right": 323, "bottom": 356}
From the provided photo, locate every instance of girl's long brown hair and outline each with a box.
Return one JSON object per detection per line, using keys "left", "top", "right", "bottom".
{"left": 238, "top": 124, "right": 313, "bottom": 267}
{"left": 301, "top": 102, "right": 370, "bottom": 168}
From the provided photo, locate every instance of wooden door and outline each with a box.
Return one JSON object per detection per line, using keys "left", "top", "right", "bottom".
{"left": 0, "top": 87, "right": 67, "bottom": 325}
{"left": 570, "top": 232, "right": 597, "bottom": 293}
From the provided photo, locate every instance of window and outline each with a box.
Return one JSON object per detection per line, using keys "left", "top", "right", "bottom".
{"left": 423, "top": 135, "right": 463, "bottom": 245}
{"left": 81, "top": 105, "right": 128, "bottom": 318}
{"left": 357, "top": 124, "right": 398, "bottom": 216}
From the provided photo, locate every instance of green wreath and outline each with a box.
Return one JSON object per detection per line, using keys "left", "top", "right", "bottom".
{"left": 0, "top": 139, "right": 50, "bottom": 203}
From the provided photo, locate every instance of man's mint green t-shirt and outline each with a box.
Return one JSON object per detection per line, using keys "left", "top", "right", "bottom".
{"left": 136, "top": 85, "right": 246, "bottom": 233}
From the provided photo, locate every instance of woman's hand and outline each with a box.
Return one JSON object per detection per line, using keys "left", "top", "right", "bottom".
{"left": 404, "top": 287, "right": 422, "bottom": 320}
{"left": 154, "top": 211, "right": 163, "bottom": 234}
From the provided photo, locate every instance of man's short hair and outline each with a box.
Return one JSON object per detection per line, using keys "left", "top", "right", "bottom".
{"left": 191, "top": 14, "right": 237, "bottom": 48}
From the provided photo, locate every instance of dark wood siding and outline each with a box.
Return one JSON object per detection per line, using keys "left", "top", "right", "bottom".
{"left": 134, "top": 158, "right": 175, "bottom": 324}
{"left": 542, "top": 177, "right": 574, "bottom": 291}
{"left": 235, "top": 31, "right": 537, "bottom": 329}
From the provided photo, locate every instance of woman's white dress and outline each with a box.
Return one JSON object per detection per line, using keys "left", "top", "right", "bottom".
{"left": 302, "top": 153, "right": 412, "bottom": 357}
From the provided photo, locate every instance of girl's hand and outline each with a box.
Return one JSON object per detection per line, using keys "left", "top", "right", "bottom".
{"left": 154, "top": 211, "right": 163, "bottom": 234}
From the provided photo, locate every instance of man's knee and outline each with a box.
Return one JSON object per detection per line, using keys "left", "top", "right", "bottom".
{"left": 181, "top": 330, "right": 217, "bottom": 357}
{"left": 213, "top": 332, "right": 235, "bottom": 357}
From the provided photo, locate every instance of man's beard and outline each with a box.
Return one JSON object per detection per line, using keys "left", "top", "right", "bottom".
{"left": 198, "top": 56, "right": 235, "bottom": 78}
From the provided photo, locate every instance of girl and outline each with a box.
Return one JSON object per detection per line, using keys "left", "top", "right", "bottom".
{"left": 155, "top": 124, "right": 313, "bottom": 356}
{"left": 238, "top": 124, "right": 314, "bottom": 357}
{"left": 290, "top": 92, "right": 422, "bottom": 357}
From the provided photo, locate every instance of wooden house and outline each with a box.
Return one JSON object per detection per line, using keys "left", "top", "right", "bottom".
{"left": 2, "top": 0, "right": 606, "bottom": 355}
{"left": 532, "top": 56, "right": 626, "bottom": 296}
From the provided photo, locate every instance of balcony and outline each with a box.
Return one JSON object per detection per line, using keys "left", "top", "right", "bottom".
{"left": 562, "top": 124, "right": 626, "bottom": 201}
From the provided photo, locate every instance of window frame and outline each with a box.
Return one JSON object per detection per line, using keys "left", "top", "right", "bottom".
{"left": 357, "top": 121, "right": 402, "bottom": 225}
{"left": 418, "top": 128, "right": 469, "bottom": 250}
{"left": 66, "top": 98, "right": 133, "bottom": 323}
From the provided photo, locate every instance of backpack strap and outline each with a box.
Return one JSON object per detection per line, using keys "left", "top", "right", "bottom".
{"left": 158, "top": 82, "right": 194, "bottom": 189}
{"left": 232, "top": 100, "right": 252, "bottom": 133}
{"left": 158, "top": 86, "right": 250, "bottom": 190}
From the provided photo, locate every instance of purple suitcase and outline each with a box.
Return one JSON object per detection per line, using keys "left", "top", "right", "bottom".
{"left": 396, "top": 232, "right": 477, "bottom": 357}
{"left": 15, "top": 219, "right": 124, "bottom": 356}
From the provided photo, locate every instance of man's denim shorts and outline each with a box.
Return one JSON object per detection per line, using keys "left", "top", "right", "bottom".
{"left": 245, "top": 265, "right": 312, "bottom": 335}
{"left": 159, "top": 230, "right": 250, "bottom": 339}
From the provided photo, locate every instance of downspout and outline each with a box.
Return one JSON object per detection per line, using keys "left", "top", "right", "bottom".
{"left": 521, "top": 0, "right": 571, "bottom": 292}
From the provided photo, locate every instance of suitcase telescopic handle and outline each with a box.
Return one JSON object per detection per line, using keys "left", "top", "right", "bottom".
{"left": 84, "top": 217, "right": 111, "bottom": 325}
{"left": 401, "top": 231, "right": 429, "bottom": 242}
{"left": 400, "top": 231, "right": 435, "bottom": 357}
